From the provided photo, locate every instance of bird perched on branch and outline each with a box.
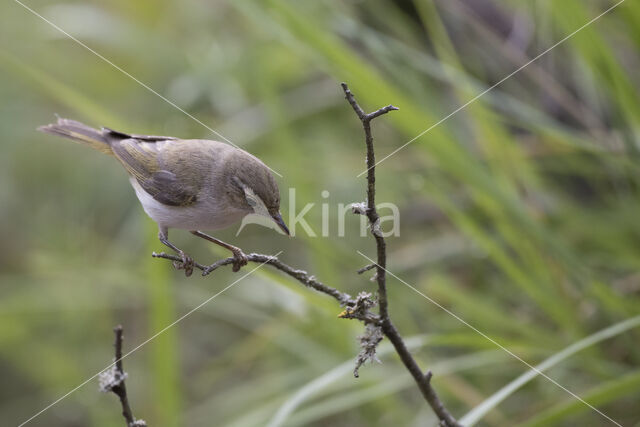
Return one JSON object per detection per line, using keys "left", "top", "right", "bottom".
{"left": 38, "top": 117, "right": 289, "bottom": 275}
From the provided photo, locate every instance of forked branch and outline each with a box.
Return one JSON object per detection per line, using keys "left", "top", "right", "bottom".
{"left": 341, "top": 83, "right": 460, "bottom": 426}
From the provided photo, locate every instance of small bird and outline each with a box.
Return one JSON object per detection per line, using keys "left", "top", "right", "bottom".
{"left": 38, "top": 117, "right": 289, "bottom": 275}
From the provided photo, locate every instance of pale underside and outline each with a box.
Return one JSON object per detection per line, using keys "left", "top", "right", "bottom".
{"left": 130, "top": 177, "right": 248, "bottom": 230}
{"left": 112, "top": 138, "right": 250, "bottom": 231}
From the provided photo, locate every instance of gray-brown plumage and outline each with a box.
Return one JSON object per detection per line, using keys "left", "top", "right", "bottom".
{"left": 38, "top": 117, "right": 288, "bottom": 274}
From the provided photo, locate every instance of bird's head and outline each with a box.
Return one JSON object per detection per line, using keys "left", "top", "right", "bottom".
{"left": 224, "top": 149, "right": 289, "bottom": 235}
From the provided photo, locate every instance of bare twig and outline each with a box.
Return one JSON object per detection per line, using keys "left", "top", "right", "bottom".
{"left": 152, "top": 251, "right": 380, "bottom": 324}
{"left": 341, "top": 82, "right": 460, "bottom": 427}
{"left": 99, "top": 326, "right": 147, "bottom": 427}
{"left": 357, "top": 263, "right": 376, "bottom": 274}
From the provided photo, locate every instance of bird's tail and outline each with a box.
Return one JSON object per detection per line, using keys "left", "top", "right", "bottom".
{"left": 37, "top": 117, "right": 113, "bottom": 155}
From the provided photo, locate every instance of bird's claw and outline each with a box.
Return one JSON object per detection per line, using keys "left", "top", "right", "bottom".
{"left": 201, "top": 250, "right": 248, "bottom": 275}
{"left": 231, "top": 249, "right": 248, "bottom": 272}
{"left": 172, "top": 252, "right": 194, "bottom": 277}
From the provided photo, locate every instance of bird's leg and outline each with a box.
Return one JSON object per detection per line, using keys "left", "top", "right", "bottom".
{"left": 158, "top": 227, "right": 194, "bottom": 277}
{"left": 190, "top": 230, "right": 248, "bottom": 273}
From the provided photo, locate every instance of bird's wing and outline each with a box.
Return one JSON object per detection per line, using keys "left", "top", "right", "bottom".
{"left": 111, "top": 138, "right": 203, "bottom": 207}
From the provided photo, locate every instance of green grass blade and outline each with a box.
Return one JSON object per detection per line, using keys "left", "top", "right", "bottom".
{"left": 266, "top": 335, "right": 430, "bottom": 427}
{"left": 459, "top": 315, "right": 640, "bottom": 425}
{"left": 145, "top": 219, "right": 181, "bottom": 427}
{"left": 0, "top": 48, "right": 126, "bottom": 127}
{"left": 519, "top": 369, "right": 640, "bottom": 426}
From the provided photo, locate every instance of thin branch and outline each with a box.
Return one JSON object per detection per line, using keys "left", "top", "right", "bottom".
{"left": 341, "top": 83, "right": 460, "bottom": 427}
{"left": 152, "top": 251, "right": 379, "bottom": 323}
{"left": 99, "top": 326, "right": 146, "bottom": 427}
{"left": 357, "top": 263, "right": 376, "bottom": 274}
{"left": 340, "top": 82, "right": 397, "bottom": 322}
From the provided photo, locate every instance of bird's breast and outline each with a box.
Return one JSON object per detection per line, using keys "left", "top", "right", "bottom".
{"left": 129, "top": 178, "right": 247, "bottom": 230}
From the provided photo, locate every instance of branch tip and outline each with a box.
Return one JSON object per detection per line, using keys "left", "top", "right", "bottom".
{"left": 357, "top": 264, "right": 376, "bottom": 274}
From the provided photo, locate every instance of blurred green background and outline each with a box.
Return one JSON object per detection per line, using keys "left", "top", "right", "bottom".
{"left": 1, "top": 0, "right": 640, "bottom": 426}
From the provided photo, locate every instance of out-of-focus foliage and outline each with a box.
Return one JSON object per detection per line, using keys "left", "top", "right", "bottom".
{"left": 1, "top": 0, "right": 639, "bottom": 426}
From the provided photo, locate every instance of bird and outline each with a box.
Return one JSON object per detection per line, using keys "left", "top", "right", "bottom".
{"left": 38, "top": 117, "right": 289, "bottom": 275}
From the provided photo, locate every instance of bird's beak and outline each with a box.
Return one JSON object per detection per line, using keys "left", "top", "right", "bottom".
{"left": 271, "top": 212, "right": 290, "bottom": 236}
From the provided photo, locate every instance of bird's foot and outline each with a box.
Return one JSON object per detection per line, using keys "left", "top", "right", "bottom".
{"left": 201, "top": 249, "right": 248, "bottom": 275}
{"left": 172, "top": 251, "right": 194, "bottom": 277}
{"left": 231, "top": 248, "right": 248, "bottom": 272}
